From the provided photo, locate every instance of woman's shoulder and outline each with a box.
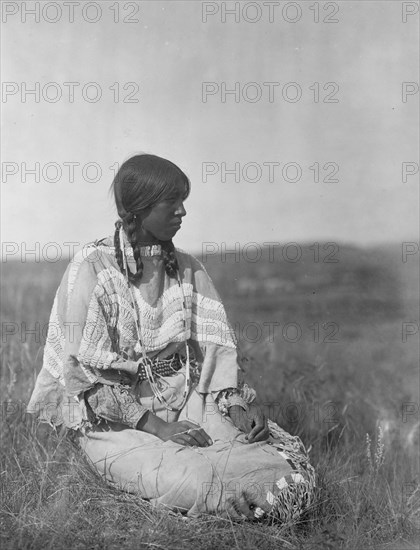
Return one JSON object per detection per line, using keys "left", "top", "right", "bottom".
{"left": 53, "top": 237, "right": 122, "bottom": 305}
{"left": 64, "top": 237, "right": 118, "bottom": 284}
{"left": 69, "top": 238, "right": 112, "bottom": 265}
{"left": 175, "top": 248, "right": 219, "bottom": 294}
{"left": 175, "top": 247, "right": 208, "bottom": 273}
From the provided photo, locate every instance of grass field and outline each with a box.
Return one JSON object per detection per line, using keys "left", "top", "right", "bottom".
{"left": 1, "top": 243, "right": 419, "bottom": 549}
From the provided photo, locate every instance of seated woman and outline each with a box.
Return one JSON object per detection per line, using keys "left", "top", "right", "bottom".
{"left": 28, "top": 154, "right": 315, "bottom": 521}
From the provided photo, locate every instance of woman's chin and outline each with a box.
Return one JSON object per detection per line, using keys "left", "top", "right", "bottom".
{"left": 159, "top": 230, "right": 180, "bottom": 242}
{"left": 168, "top": 227, "right": 182, "bottom": 239}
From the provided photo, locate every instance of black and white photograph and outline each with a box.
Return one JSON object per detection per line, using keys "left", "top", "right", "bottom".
{"left": 1, "top": 1, "right": 419, "bottom": 548}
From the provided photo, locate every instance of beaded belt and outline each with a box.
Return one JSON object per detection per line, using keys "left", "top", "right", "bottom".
{"left": 137, "top": 354, "right": 183, "bottom": 383}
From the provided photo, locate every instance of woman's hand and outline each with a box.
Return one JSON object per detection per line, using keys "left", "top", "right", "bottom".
{"left": 228, "top": 403, "right": 270, "bottom": 443}
{"left": 137, "top": 412, "right": 212, "bottom": 447}
{"left": 160, "top": 421, "right": 213, "bottom": 447}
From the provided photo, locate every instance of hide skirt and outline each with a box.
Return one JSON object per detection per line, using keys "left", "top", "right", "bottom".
{"left": 77, "top": 385, "right": 315, "bottom": 521}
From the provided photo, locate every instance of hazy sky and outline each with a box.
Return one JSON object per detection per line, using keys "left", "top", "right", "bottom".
{"left": 2, "top": 0, "right": 419, "bottom": 259}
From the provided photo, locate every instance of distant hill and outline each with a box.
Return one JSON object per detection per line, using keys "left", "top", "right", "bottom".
{"left": 2, "top": 242, "right": 416, "bottom": 329}
{"left": 198, "top": 242, "right": 415, "bottom": 325}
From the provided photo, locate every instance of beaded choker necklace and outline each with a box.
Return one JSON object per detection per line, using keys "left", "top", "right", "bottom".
{"left": 119, "top": 226, "right": 191, "bottom": 411}
{"left": 139, "top": 244, "right": 162, "bottom": 257}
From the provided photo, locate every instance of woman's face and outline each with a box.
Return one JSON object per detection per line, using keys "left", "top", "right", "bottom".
{"left": 139, "top": 180, "right": 187, "bottom": 242}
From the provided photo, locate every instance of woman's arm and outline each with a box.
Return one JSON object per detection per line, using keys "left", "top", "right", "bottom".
{"left": 85, "top": 381, "right": 212, "bottom": 447}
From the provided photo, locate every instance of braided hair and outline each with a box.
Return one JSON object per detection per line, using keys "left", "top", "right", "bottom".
{"left": 112, "top": 154, "right": 190, "bottom": 283}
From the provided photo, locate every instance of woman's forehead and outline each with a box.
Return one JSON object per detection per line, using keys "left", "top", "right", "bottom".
{"left": 170, "top": 178, "right": 189, "bottom": 197}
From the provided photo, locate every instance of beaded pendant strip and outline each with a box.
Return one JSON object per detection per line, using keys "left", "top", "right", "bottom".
{"left": 119, "top": 225, "right": 191, "bottom": 412}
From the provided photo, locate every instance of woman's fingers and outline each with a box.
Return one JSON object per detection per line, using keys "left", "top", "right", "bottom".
{"left": 187, "top": 427, "right": 213, "bottom": 447}
{"left": 247, "top": 419, "right": 269, "bottom": 443}
{"left": 192, "top": 428, "right": 213, "bottom": 446}
{"left": 185, "top": 431, "right": 208, "bottom": 447}
{"left": 249, "top": 426, "right": 270, "bottom": 443}
{"left": 229, "top": 405, "right": 252, "bottom": 433}
{"left": 181, "top": 422, "right": 213, "bottom": 446}
{"left": 244, "top": 404, "right": 269, "bottom": 443}
{"left": 170, "top": 427, "right": 212, "bottom": 447}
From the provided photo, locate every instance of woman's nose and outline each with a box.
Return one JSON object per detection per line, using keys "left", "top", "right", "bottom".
{"left": 175, "top": 202, "right": 186, "bottom": 217}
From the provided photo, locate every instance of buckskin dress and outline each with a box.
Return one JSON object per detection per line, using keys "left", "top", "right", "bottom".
{"left": 28, "top": 235, "right": 315, "bottom": 521}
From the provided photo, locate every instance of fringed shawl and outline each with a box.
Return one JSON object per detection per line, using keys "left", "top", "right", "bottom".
{"left": 27, "top": 239, "right": 240, "bottom": 429}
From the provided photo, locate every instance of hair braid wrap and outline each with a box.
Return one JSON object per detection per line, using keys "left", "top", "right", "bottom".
{"left": 113, "top": 220, "right": 126, "bottom": 277}
{"left": 123, "top": 213, "right": 143, "bottom": 283}
{"left": 161, "top": 240, "right": 179, "bottom": 278}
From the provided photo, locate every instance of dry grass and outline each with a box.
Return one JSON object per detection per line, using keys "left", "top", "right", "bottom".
{"left": 1, "top": 245, "right": 419, "bottom": 549}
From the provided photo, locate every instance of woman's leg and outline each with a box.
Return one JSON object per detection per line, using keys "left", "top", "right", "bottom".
{"left": 77, "top": 390, "right": 314, "bottom": 520}
{"left": 76, "top": 422, "right": 224, "bottom": 515}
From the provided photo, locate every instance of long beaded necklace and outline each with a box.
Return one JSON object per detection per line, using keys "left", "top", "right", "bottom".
{"left": 119, "top": 225, "right": 191, "bottom": 412}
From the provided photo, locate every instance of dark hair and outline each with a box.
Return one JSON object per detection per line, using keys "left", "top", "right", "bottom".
{"left": 112, "top": 154, "right": 190, "bottom": 283}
